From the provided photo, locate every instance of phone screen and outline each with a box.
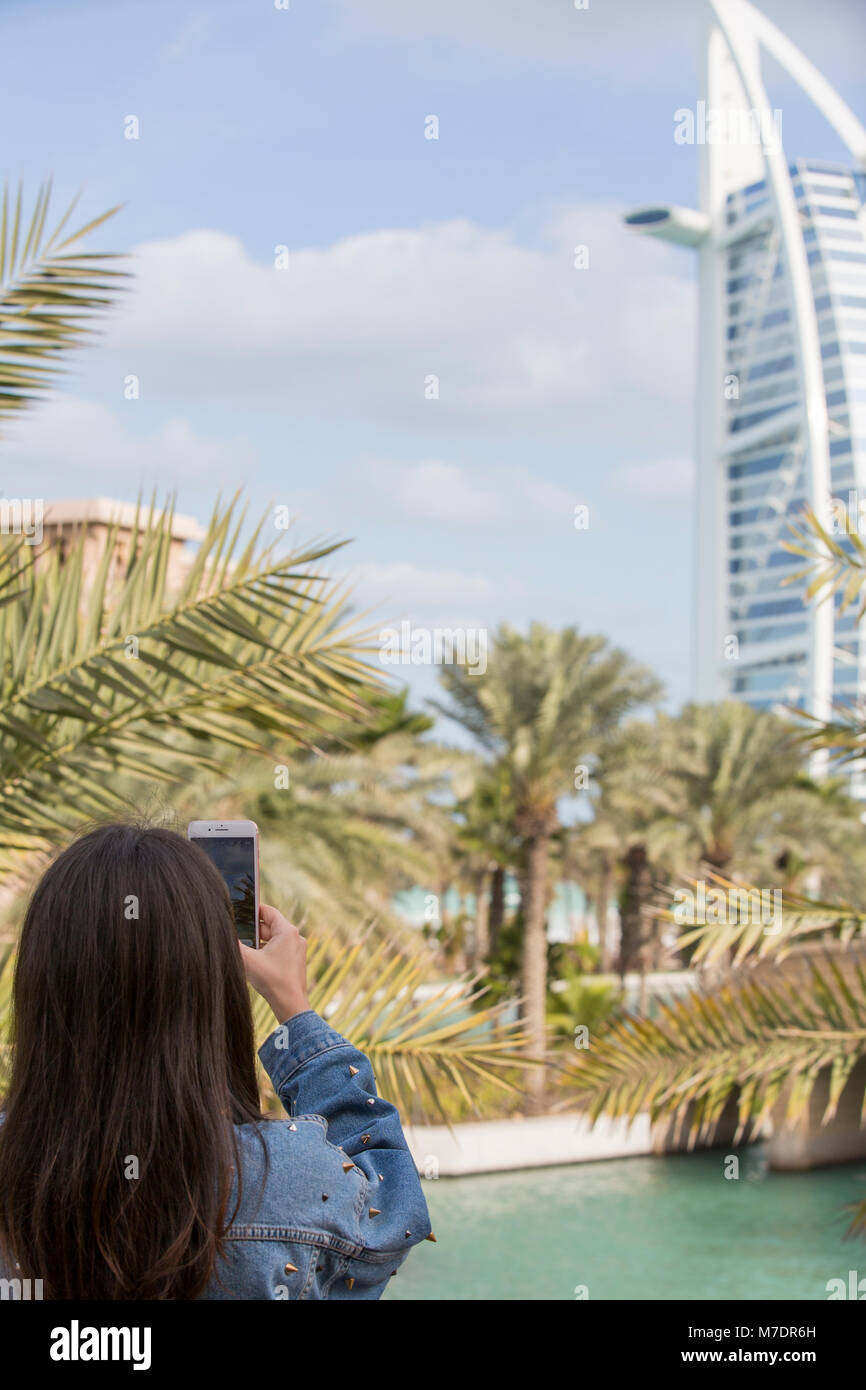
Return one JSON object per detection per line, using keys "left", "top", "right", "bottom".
{"left": 190, "top": 835, "right": 257, "bottom": 947}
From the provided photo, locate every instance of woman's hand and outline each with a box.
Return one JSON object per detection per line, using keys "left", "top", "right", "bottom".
{"left": 239, "top": 904, "right": 311, "bottom": 1023}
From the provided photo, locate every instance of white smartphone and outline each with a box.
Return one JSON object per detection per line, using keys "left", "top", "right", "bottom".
{"left": 187, "top": 819, "right": 260, "bottom": 948}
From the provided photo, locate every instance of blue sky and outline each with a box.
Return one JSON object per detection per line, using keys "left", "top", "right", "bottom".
{"left": 2, "top": 0, "right": 865, "bottom": 715}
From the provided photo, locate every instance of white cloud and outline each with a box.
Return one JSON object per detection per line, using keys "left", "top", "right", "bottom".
{"left": 375, "top": 460, "right": 500, "bottom": 524}
{"left": 346, "top": 560, "right": 523, "bottom": 611}
{"left": 351, "top": 459, "right": 574, "bottom": 528}
{"left": 162, "top": 13, "right": 212, "bottom": 62}
{"left": 0, "top": 397, "right": 253, "bottom": 495}
{"left": 99, "top": 205, "right": 694, "bottom": 441}
{"left": 613, "top": 457, "right": 695, "bottom": 501}
{"left": 522, "top": 474, "right": 577, "bottom": 520}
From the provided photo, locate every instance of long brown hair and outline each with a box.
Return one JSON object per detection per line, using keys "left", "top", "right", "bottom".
{"left": 0, "top": 823, "right": 263, "bottom": 1299}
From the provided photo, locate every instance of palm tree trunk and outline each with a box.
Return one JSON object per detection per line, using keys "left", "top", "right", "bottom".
{"left": 488, "top": 864, "right": 505, "bottom": 950}
{"left": 638, "top": 965, "right": 649, "bottom": 1016}
{"left": 597, "top": 857, "right": 615, "bottom": 973}
{"left": 618, "top": 843, "right": 651, "bottom": 985}
{"left": 473, "top": 867, "right": 490, "bottom": 966}
{"left": 521, "top": 833, "right": 551, "bottom": 1114}
{"left": 517, "top": 864, "right": 530, "bottom": 921}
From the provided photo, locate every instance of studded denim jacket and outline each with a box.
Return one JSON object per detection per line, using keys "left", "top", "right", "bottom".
{"left": 200, "top": 1009, "right": 432, "bottom": 1300}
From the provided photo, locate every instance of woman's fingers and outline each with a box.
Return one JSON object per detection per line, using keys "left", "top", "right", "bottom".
{"left": 258, "top": 902, "right": 288, "bottom": 943}
{"left": 240, "top": 905, "right": 310, "bottom": 1021}
{"left": 258, "top": 902, "right": 279, "bottom": 944}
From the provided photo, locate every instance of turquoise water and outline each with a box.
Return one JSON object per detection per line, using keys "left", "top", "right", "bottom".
{"left": 384, "top": 1148, "right": 865, "bottom": 1301}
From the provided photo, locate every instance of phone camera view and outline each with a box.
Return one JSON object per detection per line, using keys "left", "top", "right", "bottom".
{"left": 191, "top": 836, "right": 256, "bottom": 946}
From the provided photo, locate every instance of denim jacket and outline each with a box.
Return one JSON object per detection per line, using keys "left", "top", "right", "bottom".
{"left": 202, "top": 1009, "right": 432, "bottom": 1300}
{"left": 0, "top": 1010, "right": 432, "bottom": 1300}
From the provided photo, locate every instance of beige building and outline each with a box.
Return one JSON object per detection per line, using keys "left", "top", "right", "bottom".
{"left": 37, "top": 498, "right": 205, "bottom": 591}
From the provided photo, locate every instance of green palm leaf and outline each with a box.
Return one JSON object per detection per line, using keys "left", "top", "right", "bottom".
{"left": 660, "top": 871, "right": 866, "bottom": 967}
{"left": 0, "top": 182, "right": 127, "bottom": 427}
{"left": 569, "top": 954, "right": 866, "bottom": 1156}
{"left": 251, "top": 928, "right": 531, "bottom": 1125}
{"left": 782, "top": 505, "right": 866, "bottom": 619}
{"left": 0, "top": 494, "right": 379, "bottom": 879}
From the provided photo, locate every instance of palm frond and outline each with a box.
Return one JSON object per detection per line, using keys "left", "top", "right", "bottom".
{"left": 775, "top": 509, "right": 866, "bottom": 761}
{"left": 782, "top": 505, "right": 866, "bottom": 619}
{"left": 569, "top": 953, "right": 866, "bottom": 1157}
{"left": 0, "top": 182, "right": 128, "bottom": 427}
{"left": 0, "top": 495, "right": 380, "bottom": 878}
{"left": 785, "top": 700, "right": 866, "bottom": 766}
{"left": 660, "top": 871, "right": 866, "bottom": 966}
{"left": 252, "top": 928, "right": 531, "bottom": 1125}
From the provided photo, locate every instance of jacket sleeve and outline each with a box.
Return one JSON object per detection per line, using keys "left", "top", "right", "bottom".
{"left": 258, "top": 1009, "right": 433, "bottom": 1279}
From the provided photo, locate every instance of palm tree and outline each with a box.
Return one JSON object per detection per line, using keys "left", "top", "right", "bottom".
{"left": 435, "top": 623, "right": 661, "bottom": 1109}
{"left": 670, "top": 701, "right": 847, "bottom": 878}
{"left": 583, "top": 705, "right": 865, "bottom": 995}
{"left": 0, "top": 496, "right": 376, "bottom": 883}
{"left": 583, "top": 717, "right": 697, "bottom": 994}
{"left": 453, "top": 763, "right": 519, "bottom": 967}
{"left": 562, "top": 832, "right": 619, "bottom": 972}
{"left": 570, "top": 509, "right": 866, "bottom": 1232}
{"left": 0, "top": 183, "right": 127, "bottom": 430}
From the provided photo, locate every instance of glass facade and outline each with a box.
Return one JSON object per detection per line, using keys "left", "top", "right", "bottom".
{"left": 722, "top": 161, "right": 866, "bottom": 718}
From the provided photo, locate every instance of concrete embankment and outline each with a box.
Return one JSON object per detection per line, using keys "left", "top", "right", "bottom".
{"left": 405, "top": 1111, "right": 656, "bottom": 1177}
{"left": 407, "top": 1071, "right": 866, "bottom": 1176}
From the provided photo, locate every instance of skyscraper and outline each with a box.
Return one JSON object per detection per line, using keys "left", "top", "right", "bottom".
{"left": 625, "top": 0, "right": 866, "bottom": 735}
